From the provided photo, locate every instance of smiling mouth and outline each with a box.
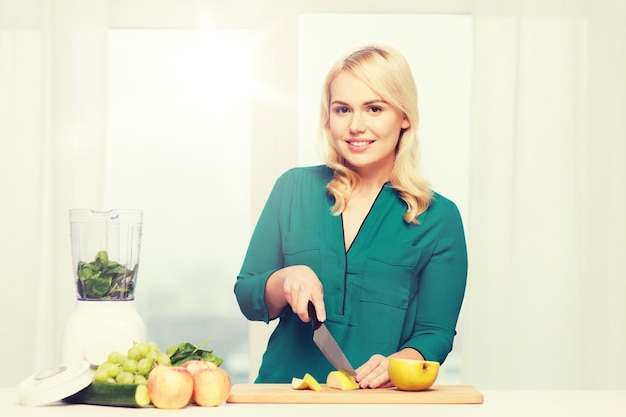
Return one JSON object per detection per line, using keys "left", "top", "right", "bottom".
{"left": 346, "top": 140, "right": 374, "bottom": 147}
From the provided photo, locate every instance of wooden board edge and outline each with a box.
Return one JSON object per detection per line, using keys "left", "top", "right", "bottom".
{"left": 227, "top": 384, "right": 484, "bottom": 404}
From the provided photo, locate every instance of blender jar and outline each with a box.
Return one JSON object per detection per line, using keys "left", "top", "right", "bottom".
{"left": 61, "top": 209, "right": 146, "bottom": 365}
{"left": 70, "top": 209, "right": 143, "bottom": 300}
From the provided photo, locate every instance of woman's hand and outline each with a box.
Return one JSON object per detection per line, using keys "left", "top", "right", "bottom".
{"left": 265, "top": 265, "right": 326, "bottom": 322}
{"left": 355, "top": 348, "right": 425, "bottom": 389}
{"left": 355, "top": 354, "right": 392, "bottom": 389}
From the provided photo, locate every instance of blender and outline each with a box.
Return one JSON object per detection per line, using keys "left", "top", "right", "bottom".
{"left": 61, "top": 209, "right": 146, "bottom": 367}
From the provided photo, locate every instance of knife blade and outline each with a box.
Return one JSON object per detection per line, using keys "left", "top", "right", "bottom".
{"left": 308, "top": 302, "right": 356, "bottom": 376}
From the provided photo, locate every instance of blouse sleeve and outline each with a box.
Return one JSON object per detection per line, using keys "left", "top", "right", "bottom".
{"left": 233, "top": 171, "right": 292, "bottom": 323}
{"left": 400, "top": 200, "right": 468, "bottom": 363}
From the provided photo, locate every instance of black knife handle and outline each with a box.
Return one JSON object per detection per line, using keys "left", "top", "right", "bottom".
{"left": 308, "top": 301, "right": 322, "bottom": 330}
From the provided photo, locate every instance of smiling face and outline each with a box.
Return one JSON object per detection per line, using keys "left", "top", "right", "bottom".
{"left": 328, "top": 71, "right": 410, "bottom": 178}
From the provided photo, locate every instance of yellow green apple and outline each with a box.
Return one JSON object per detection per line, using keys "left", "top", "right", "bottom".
{"left": 388, "top": 358, "right": 440, "bottom": 391}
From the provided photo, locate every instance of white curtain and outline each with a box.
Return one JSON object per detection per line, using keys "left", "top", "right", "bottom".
{"left": 1, "top": 0, "right": 110, "bottom": 383}
{"left": 465, "top": 0, "right": 626, "bottom": 389}
{"left": 1, "top": 0, "right": 624, "bottom": 390}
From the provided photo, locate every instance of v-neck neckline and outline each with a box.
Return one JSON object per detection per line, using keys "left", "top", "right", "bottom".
{"left": 341, "top": 185, "right": 387, "bottom": 254}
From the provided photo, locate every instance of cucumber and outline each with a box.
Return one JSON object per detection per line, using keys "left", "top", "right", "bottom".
{"left": 62, "top": 381, "right": 151, "bottom": 407}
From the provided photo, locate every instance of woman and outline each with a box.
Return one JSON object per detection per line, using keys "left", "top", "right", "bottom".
{"left": 234, "top": 45, "right": 467, "bottom": 389}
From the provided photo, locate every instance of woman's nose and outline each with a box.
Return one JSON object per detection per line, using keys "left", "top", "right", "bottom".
{"left": 349, "top": 112, "right": 366, "bottom": 133}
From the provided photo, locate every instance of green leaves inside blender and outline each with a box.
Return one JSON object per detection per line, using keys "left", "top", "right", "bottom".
{"left": 76, "top": 250, "right": 137, "bottom": 299}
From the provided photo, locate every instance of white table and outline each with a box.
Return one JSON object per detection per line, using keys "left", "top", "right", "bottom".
{"left": 2, "top": 388, "right": 624, "bottom": 416}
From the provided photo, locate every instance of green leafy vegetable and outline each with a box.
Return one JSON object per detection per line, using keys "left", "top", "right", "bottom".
{"left": 76, "top": 250, "right": 137, "bottom": 300}
{"left": 166, "top": 338, "right": 224, "bottom": 367}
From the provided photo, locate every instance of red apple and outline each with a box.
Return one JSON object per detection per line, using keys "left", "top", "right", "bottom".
{"left": 147, "top": 365, "right": 193, "bottom": 409}
{"left": 192, "top": 367, "right": 232, "bottom": 407}
{"left": 181, "top": 360, "right": 217, "bottom": 375}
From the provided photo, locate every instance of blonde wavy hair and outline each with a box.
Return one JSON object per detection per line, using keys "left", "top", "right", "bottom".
{"left": 320, "top": 45, "right": 432, "bottom": 224}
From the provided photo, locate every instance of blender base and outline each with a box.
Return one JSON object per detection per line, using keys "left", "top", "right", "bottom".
{"left": 61, "top": 300, "right": 146, "bottom": 366}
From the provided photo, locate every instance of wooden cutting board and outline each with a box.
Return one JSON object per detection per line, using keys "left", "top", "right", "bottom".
{"left": 227, "top": 384, "right": 483, "bottom": 404}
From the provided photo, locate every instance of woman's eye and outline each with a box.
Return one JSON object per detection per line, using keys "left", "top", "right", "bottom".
{"left": 334, "top": 107, "right": 350, "bottom": 114}
{"left": 370, "top": 106, "right": 382, "bottom": 113}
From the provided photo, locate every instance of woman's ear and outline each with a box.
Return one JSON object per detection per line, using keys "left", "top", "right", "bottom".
{"left": 401, "top": 116, "right": 410, "bottom": 129}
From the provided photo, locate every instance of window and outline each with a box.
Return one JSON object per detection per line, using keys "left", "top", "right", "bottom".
{"left": 105, "top": 29, "right": 254, "bottom": 383}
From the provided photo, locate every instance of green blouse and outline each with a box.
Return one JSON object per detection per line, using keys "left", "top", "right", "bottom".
{"left": 234, "top": 165, "right": 467, "bottom": 383}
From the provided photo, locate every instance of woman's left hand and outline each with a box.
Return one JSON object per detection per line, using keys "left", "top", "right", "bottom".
{"left": 355, "top": 348, "right": 425, "bottom": 389}
{"left": 354, "top": 354, "right": 393, "bottom": 389}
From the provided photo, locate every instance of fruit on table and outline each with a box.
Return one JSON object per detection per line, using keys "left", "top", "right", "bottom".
{"left": 181, "top": 359, "right": 218, "bottom": 375}
{"left": 388, "top": 358, "right": 440, "bottom": 391}
{"left": 147, "top": 366, "right": 194, "bottom": 409}
{"left": 88, "top": 340, "right": 230, "bottom": 408}
{"left": 326, "top": 370, "right": 360, "bottom": 390}
{"left": 94, "top": 341, "right": 170, "bottom": 385}
{"left": 291, "top": 373, "right": 323, "bottom": 391}
{"left": 192, "top": 367, "right": 232, "bottom": 406}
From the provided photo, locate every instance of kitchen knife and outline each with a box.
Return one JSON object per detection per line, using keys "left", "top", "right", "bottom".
{"left": 308, "top": 302, "right": 356, "bottom": 377}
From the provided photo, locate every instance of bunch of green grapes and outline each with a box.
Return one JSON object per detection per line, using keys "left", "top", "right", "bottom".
{"left": 94, "top": 341, "right": 171, "bottom": 384}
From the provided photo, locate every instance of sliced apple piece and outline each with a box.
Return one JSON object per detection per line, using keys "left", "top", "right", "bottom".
{"left": 326, "top": 370, "right": 359, "bottom": 390}
{"left": 290, "top": 373, "right": 322, "bottom": 392}
{"left": 291, "top": 377, "right": 305, "bottom": 389}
